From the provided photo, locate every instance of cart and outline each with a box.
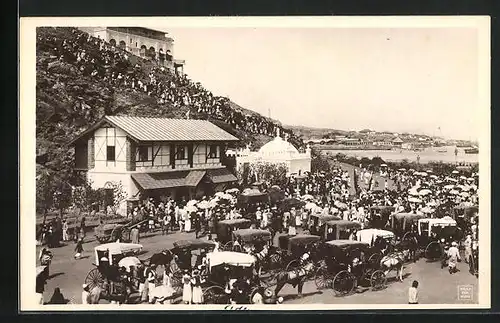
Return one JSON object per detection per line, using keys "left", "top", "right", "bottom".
{"left": 418, "top": 217, "right": 462, "bottom": 260}
{"left": 202, "top": 251, "right": 265, "bottom": 304}
{"left": 85, "top": 242, "right": 143, "bottom": 293}
{"left": 323, "top": 220, "right": 362, "bottom": 241}
{"left": 316, "top": 240, "right": 387, "bottom": 296}
{"left": 308, "top": 213, "right": 342, "bottom": 236}
{"left": 93, "top": 218, "right": 149, "bottom": 244}
{"left": 216, "top": 218, "right": 252, "bottom": 249}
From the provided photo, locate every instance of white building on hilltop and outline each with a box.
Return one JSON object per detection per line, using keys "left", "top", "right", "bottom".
{"left": 235, "top": 130, "right": 312, "bottom": 176}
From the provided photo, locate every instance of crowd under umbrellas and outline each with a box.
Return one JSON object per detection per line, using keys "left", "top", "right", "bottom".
{"left": 36, "top": 163, "right": 479, "bottom": 305}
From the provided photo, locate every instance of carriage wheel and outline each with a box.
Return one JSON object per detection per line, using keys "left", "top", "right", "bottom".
{"left": 120, "top": 227, "right": 131, "bottom": 243}
{"left": 332, "top": 270, "right": 356, "bottom": 297}
{"left": 285, "top": 260, "right": 300, "bottom": 273}
{"left": 314, "top": 265, "right": 333, "bottom": 290}
{"left": 249, "top": 286, "right": 264, "bottom": 304}
{"left": 85, "top": 268, "right": 105, "bottom": 291}
{"left": 203, "top": 286, "right": 228, "bottom": 304}
{"left": 368, "top": 252, "right": 382, "bottom": 266}
{"left": 370, "top": 270, "right": 387, "bottom": 291}
{"left": 425, "top": 241, "right": 442, "bottom": 261}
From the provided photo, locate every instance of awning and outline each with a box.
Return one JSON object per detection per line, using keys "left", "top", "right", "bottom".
{"left": 207, "top": 168, "right": 238, "bottom": 184}
{"left": 132, "top": 169, "right": 230, "bottom": 190}
{"left": 184, "top": 170, "right": 206, "bottom": 187}
{"left": 132, "top": 172, "right": 187, "bottom": 190}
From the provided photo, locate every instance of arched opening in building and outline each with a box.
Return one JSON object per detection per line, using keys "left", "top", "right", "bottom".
{"left": 166, "top": 49, "right": 173, "bottom": 62}
{"left": 109, "top": 39, "right": 116, "bottom": 47}
{"left": 119, "top": 40, "right": 126, "bottom": 50}
{"left": 139, "top": 45, "right": 147, "bottom": 58}
{"left": 158, "top": 48, "right": 165, "bottom": 64}
{"left": 148, "top": 46, "right": 156, "bottom": 60}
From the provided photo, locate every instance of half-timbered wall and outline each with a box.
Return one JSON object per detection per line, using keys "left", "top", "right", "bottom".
{"left": 93, "top": 126, "right": 128, "bottom": 172}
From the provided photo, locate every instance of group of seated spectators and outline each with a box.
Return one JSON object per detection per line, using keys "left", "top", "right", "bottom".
{"left": 37, "top": 27, "right": 304, "bottom": 149}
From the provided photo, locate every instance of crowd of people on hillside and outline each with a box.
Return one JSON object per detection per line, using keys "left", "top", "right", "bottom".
{"left": 37, "top": 27, "right": 302, "bottom": 148}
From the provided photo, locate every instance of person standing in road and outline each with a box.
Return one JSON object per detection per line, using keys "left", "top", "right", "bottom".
{"left": 408, "top": 280, "right": 419, "bottom": 304}
{"left": 447, "top": 241, "right": 461, "bottom": 274}
{"left": 62, "top": 219, "right": 69, "bottom": 242}
{"left": 74, "top": 238, "right": 84, "bottom": 259}
{"left": 464, "top": 235, "right": 472, "bottom": 264}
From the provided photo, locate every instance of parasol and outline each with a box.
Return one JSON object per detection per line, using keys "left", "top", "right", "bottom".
{"left": 427, "top": 201, "right": 437, "bottom": 207}
{"left": 197, "top": 200, "right": 210, "bottom": 209}
{"left": 444, "top": 184, "right": 455, "bottom": 190}
{"left": 449, "top": 190, "right": 459, "bottom": 195}
{"left": 459, "top": 192, "right": 469, "bottom": 197}
{"left": 304, "top": 202, "right": 317, "bottom": 210}
{"left": 452, "top": 170, "right": 459, "bottom": 174}
{"left": 215, "top": 192, "right": 226, "bottom": 198}
{"left": 118, "top": 256, "right": 142, "bottom": 272}
{"left": 408, "top": 197, "right": 422, "bottom": 203}
{"left": 225, "top": 188, "right": 240, "bottom": 194}
{"left": 185, "top": 205, "right": 198, "bottom": 213}
{"left": 419, "top": 189, "right": 432, "bottom": 196}
{"left": 186, "top": 200, "right": 198, "bottom": 207}
{"left": 301, "top": 194, "right": 314, "bottom": 201}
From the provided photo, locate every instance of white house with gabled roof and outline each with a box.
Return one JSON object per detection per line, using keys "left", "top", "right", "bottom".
{"left": 69, "top": 115, "right": 239, "bottom": 214}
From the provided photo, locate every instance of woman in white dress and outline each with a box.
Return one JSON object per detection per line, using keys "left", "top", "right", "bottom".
{"left": 184, "top": 211, "right": 192, "bottom": 233}
{"left": 191, "top": 269, "right": 204, "bottom": 304}
{"left": 182, "top": 271, "right": 192, "bottom": 304}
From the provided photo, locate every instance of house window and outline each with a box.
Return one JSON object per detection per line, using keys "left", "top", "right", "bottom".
{"left": 208, "top": 145, "right": 218, "bottom": 159}
{"left": 107, "top": 146, "right": 115, "bottom": 161}
{"left": 176, "top": 146, "right": 187, "bottom": 160}
{"left": 138, "top": 146, "right": 149, "bottom": 162}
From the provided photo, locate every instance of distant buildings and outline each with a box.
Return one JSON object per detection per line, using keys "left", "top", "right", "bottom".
{"left": 79, "top": 27, "right": 185, "bottom": 74}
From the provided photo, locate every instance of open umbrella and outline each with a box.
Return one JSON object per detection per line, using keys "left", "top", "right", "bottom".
{"left": 225, "top": 188, "right": 240, "bottom": 194}
{"left": 444, "top": 184, "right": 455, "bottom": 190}
{"left": 430, "top": 175, "right": 438, "bottom": 179}
{"left": 186, "top": 200, "right": 198, "bottom": 207}
{"left": 452, "top": 170, "right": 459, "bottom": 174}
{"left": 459, "top": 176, "right": 467, "bottom": 180}
{"left": 301, "top": 194, "right": 314, "bottom": 201}
{"left": 449, "top": 190, "right": 459, "bottom": 195}
{"left": 408, "top": 197, "right": 422, "bottom": 203}
{"left": 398, "top": 168, "right": 406, "bottom": 171}
{"left": 215, "top": 192, "right": 226, "bottom": 198}
{"left": 420, "top": 207, "right": 433, "bottom": 214}
{"left": 185, "top": 205, "right": 198, "bottom": 213}
{"left": 459, "top": 192, "right": 469, "bottom": 197}
{"left": 197, "top": 200, "right": 210, "bottom": 209}
{"left": 419, "top": 189, "right": 432, "bottom": 196}
{"left": 305, "top": 202, "right": 317, "bottom": 210}
{"left": 427, "top": 201, "right": 438, "bottom": 207}
{"left": 118, "top": 256, "right": 142, "bottom": 272}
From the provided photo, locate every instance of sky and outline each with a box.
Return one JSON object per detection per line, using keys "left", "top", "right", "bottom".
{"left": 164, "top": 27, "right": 480, "bottom": 140}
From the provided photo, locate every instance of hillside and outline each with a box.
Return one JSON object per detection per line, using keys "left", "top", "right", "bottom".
{"left": 35, "top": 27, "right": 306, "bottom": 210}
{"left": 287, "top": 125, "right": 349, "bottom": 140}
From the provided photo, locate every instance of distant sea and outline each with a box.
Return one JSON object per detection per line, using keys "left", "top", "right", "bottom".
{"left": 321, "top": 146, "right": 479, "bottom": 164}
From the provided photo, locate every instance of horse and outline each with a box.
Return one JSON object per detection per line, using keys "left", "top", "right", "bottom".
{"left": 379, "top": 250, "right": 408, "bottom": 282}
{"left": 274, "top": 253, "right": 316, "bottom": 298}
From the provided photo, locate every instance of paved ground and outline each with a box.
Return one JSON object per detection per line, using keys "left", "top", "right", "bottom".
{"left": 38, "top": 227, "right": 478, "bottom": 305}
{"left": 37, "top": 163, "right": 477, "bottom": 305}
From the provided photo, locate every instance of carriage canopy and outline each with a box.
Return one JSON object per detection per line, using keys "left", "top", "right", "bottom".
{"left": 324, "top": 240, "right": 370, "bottom": 249}
{"left": 173, "top": 239, "right": 216, "bottom": 250}
{"left": 207, "top": 251, "right": 256, "bottom": 268}
{"left": 418, "top": 216, "right": 457, "bottom": 237}
{"left": 218, "top": 218, "right": 252, "bottom": 228}
{"left": 325, "top": 220, "right": 362, "bottom": 230}
{"left": 232, "top": 228, "right": 272, "bottom": 243}
{"left": 356, "top": 228, "right": 395, "bottom": 245}
{"left": 94, "top": 242, "right": 143, "bottom": 266}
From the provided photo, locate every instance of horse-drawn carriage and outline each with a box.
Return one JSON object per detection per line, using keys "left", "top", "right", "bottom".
{"left": 94, "top": 218, "right": 148, "bottom": 244}
{"left": 202, "top": 251, "right": 266, "bottom": 304}
{"left": 355, "top": 228, "right": 396, "bottom": 259}
{"left": 391, "top": 213, "right": 426, "bottom": 243}
{"left": 308, "top": 213, "right": 341, "bottom": 236}
{"left": 417, "top": 217, "right": 463, "bottom": 260}
{"left": 216, "top": 218, "right": 252, "bottom": 249}
{"left": 277, "top": 234, "right": 322, "bottom": 271}
{"left": 322, "top": 219, "right": 362, "bottom": 241}
{"left": 84, "top": 242, "right": 143, "bottom": 303}
{"left": 313, "top": 240, "right": 388, "bottom": 296}
{"left": 368, "top": 206, "right": 395, "bottom": 229}
{"left": 453, "top": 205, "right": 478, "bottom": 235}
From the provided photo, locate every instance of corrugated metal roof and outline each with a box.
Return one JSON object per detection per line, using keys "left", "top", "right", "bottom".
{"left": 131, "top": 171, "right": 188, "bottom": 190}
{"left": 106, "top": 116, "right": 239, "bottom": 142}
{"left": 131, "top": 170, "right": 210, "bottom": 190}
{"left": 184, "top": 170, "right": 206, "bottom": 187}
{"left": 207, "top": 168, "right": 238, "bottom": 184}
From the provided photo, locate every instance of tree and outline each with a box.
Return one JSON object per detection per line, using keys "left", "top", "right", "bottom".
{"left": 71, "top": 180, "right": 103, "bottom": 214}
{"left": 36, "top": 170, "right": 54, "bottom": 223}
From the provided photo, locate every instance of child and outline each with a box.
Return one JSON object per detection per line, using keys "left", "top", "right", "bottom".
{"left": 74, "top": 238, "right": 84, "bottom": 259}
{"left": 182, "top": 270, "right": 192, "bottom": 304}
{"left": 408, "top": 280, "right": 419, "bottom": 304}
